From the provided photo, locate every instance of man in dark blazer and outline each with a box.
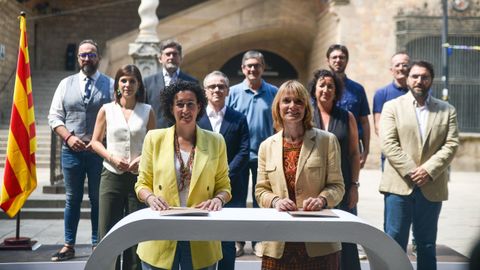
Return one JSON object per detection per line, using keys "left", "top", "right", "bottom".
{"left": 144, "top": 39, "right": 197, "bottom": 128}
{"left": 198, "top": 71, "right": 250, "bottom": 270}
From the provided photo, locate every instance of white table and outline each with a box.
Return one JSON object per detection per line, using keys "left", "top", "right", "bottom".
{"left": 85, "top": 208, "right": 412, "bottom": 270}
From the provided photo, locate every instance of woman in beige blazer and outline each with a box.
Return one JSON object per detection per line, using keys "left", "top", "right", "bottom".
{"left": 255, "top": 80, "right": 345, "bottom": 270}
{"left": 134, "top": 81, "right": 231, "bottom": 270}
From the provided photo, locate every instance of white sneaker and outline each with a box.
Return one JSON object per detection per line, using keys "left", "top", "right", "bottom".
{"left": 358, "top": 245, "right": 367, "bottom": 260}
{"left": 253, "top": 242, "right": 263, "bottom": 258}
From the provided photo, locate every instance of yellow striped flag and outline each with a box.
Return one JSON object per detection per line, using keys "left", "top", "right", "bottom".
{"left": 1, "top": 13, "right": 37, "bottom": 218}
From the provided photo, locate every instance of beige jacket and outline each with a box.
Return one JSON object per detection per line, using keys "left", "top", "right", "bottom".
{"left": 379, "top": 91, "right": 459, "bottom": 202}
{"left": 255, "top": 128, "right": 345, "bottom": 258}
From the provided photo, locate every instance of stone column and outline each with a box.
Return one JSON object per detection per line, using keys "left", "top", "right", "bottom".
{"left": 129, "top": 0, "right": 161, "bottom": 77}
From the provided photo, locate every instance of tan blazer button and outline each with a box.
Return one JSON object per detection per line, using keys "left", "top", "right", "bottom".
{"left": 207, "top": 186, "right": 210, "bottom": 191}
{"left": 158, "top": 184, "right": 162, "bottom": 190}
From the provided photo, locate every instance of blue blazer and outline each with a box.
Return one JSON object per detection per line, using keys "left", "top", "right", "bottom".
{"left": 198, "top": 106, "right": 250, "bottom": 207}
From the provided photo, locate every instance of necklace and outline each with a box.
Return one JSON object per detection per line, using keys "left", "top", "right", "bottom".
{"left": 174, "top": 132, "right": 195, "bottom": 192}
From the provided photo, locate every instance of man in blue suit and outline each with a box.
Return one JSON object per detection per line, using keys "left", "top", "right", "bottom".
{"left": 198, "top": 71, "right": 250, "bottom": 270}
{"left": 144, "top": 39, "right": 197, "bottom": 128}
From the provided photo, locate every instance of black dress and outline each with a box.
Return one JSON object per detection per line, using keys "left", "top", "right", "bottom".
{"left": 313, "top": 104, "right": 361, "bottom": 270}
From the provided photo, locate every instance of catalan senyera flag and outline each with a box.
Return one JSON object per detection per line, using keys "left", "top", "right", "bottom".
{"left": 0, "top": 14, "right": 37, "bottom": 218}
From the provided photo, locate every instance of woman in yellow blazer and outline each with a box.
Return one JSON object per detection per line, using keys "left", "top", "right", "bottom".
{"left": 255, "top": 80, "right": 345, "bottom": 270}
{"left": 135, "top": 81, "right": 231, "bottom": 270}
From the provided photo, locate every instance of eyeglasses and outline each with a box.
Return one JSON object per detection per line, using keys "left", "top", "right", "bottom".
{"left": 175, "top": 101, "right": 197, "bottom": 109}
{"left": 78, "top": 53, "right": 97, "bottom": 60}
{"left": 243, "top": 63, "right": 262, "bottom": 69}
{"left": 205, "top": 84, "right": 227, "bottom": 92}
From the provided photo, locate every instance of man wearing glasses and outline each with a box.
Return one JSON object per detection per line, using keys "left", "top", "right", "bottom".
{"left": 48, "top": 39, "right": 114, "bottom": 262}
{"left": 144, "top": 39, "right": 197, "bottom": 128}
{"left": 198, "top": 71, "right": 250, "bottom": 270}
{"left": 227, "top": 50, "right": 278, "bottom": 257}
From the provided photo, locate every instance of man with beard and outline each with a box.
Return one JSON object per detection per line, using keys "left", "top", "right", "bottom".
{"left": 373, "top": 52, "right": 410, "bottom": 170}
{"left": 227, "top": 50, "right": 277, "bottom": 257}
{"left": 380, "top": 60, "right": 459, "bottom": 270}
{"left": 326, "top": 44, "right": 370, "bottom": 169}
{"left": 48, "top": 39, "right": 114, "bottom": 261}
{"left": 143, "top": 39, "right": 197, "bottom": 128}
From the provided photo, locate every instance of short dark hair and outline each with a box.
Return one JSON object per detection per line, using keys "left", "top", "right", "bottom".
{"left": 78, "top": 39, "right": 100, "bottom": 55}
{"left": 113, "top": 64, "right": 145, "bottom": 103}
{"left": 160, "top": 39, "right": 182, "bottom": 56}
{"left": 159, "top": 80, "right": 207, "bottom": 124}
{"left": 408, "top": 60, "right": 435, "bottom": 80}
{"left": 326, "top": 44, "right": 349, "bottom": 61}
{"left": 308, "top": 69, "right": 344, "bottom": 103}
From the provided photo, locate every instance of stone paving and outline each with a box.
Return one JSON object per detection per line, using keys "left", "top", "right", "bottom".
{"left": 0, "top": 168, "right": 479, "bottom": 258}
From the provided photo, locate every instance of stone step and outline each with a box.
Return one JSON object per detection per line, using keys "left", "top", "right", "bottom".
{"left": 0, "top": 208, "right": 91, "bottom": 219}
{"left": 0, "top": 196, "right": 91, "bottom": 220}
{"left": 0, "top": 125, "right": 55, "bottom": 169}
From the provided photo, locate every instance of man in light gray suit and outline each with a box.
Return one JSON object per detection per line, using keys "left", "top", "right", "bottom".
{"left": 380, "top": 60, "right": 459, "bottom": 270}
{"left": 143, "top": 39, "right": 197, "bottom": 128}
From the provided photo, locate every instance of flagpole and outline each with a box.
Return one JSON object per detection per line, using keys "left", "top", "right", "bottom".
{"left": 0, "top": 11, "right": 38, "bottom": 250}
{"left": 16, "top": 210, "right": 21, "bottom": 239}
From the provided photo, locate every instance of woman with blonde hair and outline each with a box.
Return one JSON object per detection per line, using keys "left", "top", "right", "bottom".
{"left": 255, "top": 80, "right": 345, "bottom": 269}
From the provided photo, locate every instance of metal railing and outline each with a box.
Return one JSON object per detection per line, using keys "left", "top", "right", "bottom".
{"left": 49, "top": 130, "right": 63, "bottom": 185}
{"left": 407, "top": 35, "right": 480, "bottom": 133}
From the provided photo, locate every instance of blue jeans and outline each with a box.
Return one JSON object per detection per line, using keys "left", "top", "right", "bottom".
{"left": 141, "top": 241, "right": 217, "bottom": 270}
{"left": 384, "top": 188, "right": 442, "bottom": 270}
{"left": 62, "top": 148, "right": 103, "bottom": 245}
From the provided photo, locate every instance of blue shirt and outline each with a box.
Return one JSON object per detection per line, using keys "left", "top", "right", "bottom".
{"left": 373, "top": 81, "right": 408, "bottom": 114}
{"left": 337, "top": 77, "right": 370, "bottom": 138}
{"left": 227, "top": 79, "right": 278, "bottom": 160}
{"left": 373, "top": 81, "right": 408, "bottom": 162}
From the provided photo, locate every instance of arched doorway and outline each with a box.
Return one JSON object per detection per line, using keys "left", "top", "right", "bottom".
{"left": 220, "top": 50, "right": 298, "bottom": 87}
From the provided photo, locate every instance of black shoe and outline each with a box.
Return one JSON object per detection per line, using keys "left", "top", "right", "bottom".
{"left": 51, "top": 245, "right": 75, "bottom": 261}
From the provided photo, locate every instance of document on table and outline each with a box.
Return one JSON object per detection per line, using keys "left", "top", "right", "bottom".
{"left": 288, "top": 209, "right": 338, "bottom": 218}
{"left": 158, "top": 207, "right": 209, "bottom": 216}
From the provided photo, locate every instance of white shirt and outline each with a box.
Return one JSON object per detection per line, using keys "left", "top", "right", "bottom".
{"left": 103, "top": 102, "right": 151, "bottom": 174}
{"left": 206, "top": 105, "right": 226, "bottom": 133}
{"left": 163, "top": 68, "right": 180, "bottom": 87}
{"left": 414, "top": 95, "right": 431, "bottom": 142}
{"left": 48, "top": 71, "right": 114, "bottom": 130}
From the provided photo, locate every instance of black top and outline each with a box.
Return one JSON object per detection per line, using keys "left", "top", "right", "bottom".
{"left": 313, "top": 105, "right": 352, "bottom": 192}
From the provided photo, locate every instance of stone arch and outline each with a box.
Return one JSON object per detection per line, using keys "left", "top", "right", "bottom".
{"left": 103, "top": 0, "right": 336, "bottom": 86}
{"left": 181, "top": 26, "right": 312, "bottom": 84}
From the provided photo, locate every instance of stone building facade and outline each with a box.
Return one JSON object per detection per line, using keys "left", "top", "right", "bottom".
{"left": 0, "top": 0, "right": 34, "bottom": 123}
